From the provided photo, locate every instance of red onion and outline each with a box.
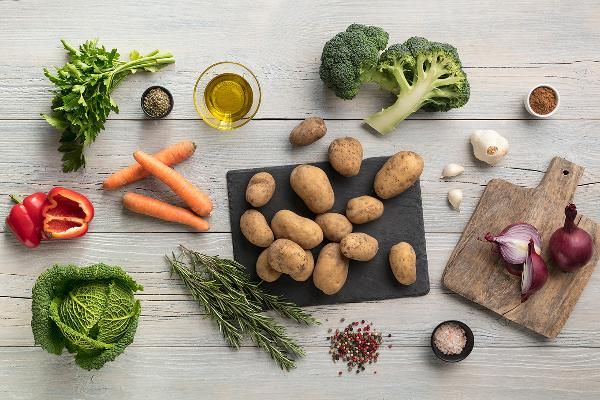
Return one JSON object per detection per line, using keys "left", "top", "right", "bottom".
{"left": 549, "top": 204, "right": 593, "bottom": 272}
{"left": 503, "top": 261, "right": 523, "bottom": 277}
{"left": 521, "top": 239, "right": 549, "bottom": 302}
{"left": 485, "top": 223, "right": 542, "bottom": 265}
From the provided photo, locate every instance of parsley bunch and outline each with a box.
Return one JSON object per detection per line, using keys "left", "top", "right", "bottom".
{"left": 42, "top": 39, "right": 175, "bottom": 172}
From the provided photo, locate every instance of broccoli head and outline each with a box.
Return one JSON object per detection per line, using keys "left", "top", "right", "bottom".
{"left": 364, "top": 36, "right": 470, "bottom": 134}
{"left": 319, "top": 24, "right": 395, "bottom": 100}
{"left": 320, "top": 27, "right": 470, "bottom": 134}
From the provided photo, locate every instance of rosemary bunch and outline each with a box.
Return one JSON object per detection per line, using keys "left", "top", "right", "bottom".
{"left": 167, "top": 246, "right": 318, "bottom": 370}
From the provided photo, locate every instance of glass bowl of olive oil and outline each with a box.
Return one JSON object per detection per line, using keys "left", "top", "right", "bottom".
{"left": 193, "top": 61, "right": 261, "bottom": 131}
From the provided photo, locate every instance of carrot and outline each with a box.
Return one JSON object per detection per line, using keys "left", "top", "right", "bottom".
{"left": 133, "top": 150, "right": 213, "bottom": 217}
{"left": 103, "top": 141, "right": 196, "bottom": 190}
{"left": 123, "top": 192, "right": 209, "bottom": 231}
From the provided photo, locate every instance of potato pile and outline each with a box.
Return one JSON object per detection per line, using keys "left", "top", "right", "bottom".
{"left": 240, "top": 130, "right": 424, "bottom": 295}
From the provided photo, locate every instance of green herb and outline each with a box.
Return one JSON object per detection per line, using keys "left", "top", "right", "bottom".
{"left": 31, "top": 263, "right": 143, "bottom": 370}
{"left": 167, "top": 246, "right": 318, "bottom": 370}
{"left": 42, "top": 39, "right": 175, "bottom": 172}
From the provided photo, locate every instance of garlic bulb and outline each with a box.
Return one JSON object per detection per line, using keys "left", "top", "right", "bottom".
{"left": 470, "top": 130, "right": 509, "bottom": 166}
{"left": 441, "top": 163, "right": 465, "bottom": 178}
{"left": 448, "top": 189, "right": 463, "bottom": 211}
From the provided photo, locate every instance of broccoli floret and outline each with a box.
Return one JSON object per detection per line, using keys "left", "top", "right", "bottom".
{"left": 319, "top": 24, "right": 396, "bottom": 99}
{"left": 320, "top": 27, "right": 470, "bottom": 134}
{"left": 364, "top": 36, "right": 470, "bottom": 134}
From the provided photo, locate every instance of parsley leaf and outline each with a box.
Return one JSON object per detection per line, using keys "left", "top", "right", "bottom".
{"left": 42, "top": 39, "right": 175, "bottom": 172}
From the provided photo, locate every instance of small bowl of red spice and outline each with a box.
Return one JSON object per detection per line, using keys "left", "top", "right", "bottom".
{"left": 525, "top": 84, "right": 560, "bottom": 118}
{"left": 431, "top": 320, "right": 474, "bottom": 363}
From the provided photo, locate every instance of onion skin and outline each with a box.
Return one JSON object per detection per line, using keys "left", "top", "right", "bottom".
{"left": 549, "top": 204, "right": 593, "bottom": 272}
{"left": 521, "top": 239, "right": 549, "bottom": 302}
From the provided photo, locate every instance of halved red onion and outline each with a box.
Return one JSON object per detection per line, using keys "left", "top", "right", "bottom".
{"left": 485, "top": 223, "right": 542, "bottom": 265}
{"left": 521, "top": 239, "right": 549, "bottom": 302}
{"left": 503, "top": 261, "right": 524, "bottom": 277}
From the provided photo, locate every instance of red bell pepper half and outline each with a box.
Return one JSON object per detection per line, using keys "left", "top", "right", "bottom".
{"left": 42, "top": 187, "right": 94, "bottom": 239}
{"left": 6, "top": 193, "right": 47, "bottom": 248}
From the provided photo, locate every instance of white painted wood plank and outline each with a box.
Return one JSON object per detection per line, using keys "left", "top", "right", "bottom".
{"left": 2, "top": 232, "right": 599, "bottom": 348}
{"left": 1, "top": 1, "right": 599, "bottom": 398}
{"left": 0, "top": 1, "right": 598, "bottom": 119}
{"left": 0, "top": 119, "right": 599, "bottom": 234}
{"left": 1, "top": 346, "right": 599, "bottom": 400}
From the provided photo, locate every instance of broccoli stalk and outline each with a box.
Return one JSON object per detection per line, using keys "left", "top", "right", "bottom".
{"left": 320, "top": 29, "right": 470, "bottom": 135}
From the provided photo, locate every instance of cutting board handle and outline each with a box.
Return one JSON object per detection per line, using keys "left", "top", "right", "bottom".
{"left": 536, "top": 157, "right": 584, "bottom": 202}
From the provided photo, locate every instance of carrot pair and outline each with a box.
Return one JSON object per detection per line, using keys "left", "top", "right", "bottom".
{"left": 104, "top": 141, "right": 212, "bottom": 232}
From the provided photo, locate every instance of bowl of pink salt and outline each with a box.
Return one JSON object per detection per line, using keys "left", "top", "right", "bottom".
{"left": 431, "top": 320, "right": 474, "bottom": 363}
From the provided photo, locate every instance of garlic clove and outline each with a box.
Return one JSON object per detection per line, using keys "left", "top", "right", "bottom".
{"left": 470, "top": 130, "right": 509, "bottom": 166}
{"left": 448, "top": 189, "right": 463, "bottom": 211}
{"left": 441, "top": 163, "right": 465, "bottom": 178}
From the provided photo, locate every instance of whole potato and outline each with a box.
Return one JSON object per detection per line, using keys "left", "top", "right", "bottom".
{"left": 240, "top": 210, "right": 274, "bottom": 248}
{"left": 290, "top": 250, "right": 315, "bottom": 282}
{"left": 246, "top": 172, "right": 276, "bottom": 207}
{"left": 389, "top": 242, "right": 417, "bottom": 285}
{"left": 256, "top": 248, "right": 281, "bottom": 282}
{"left": 271, "top": 210, "right": 323, "bottom": 249}
{"left": 346, "top": 196, "right": 384, "bottom": 224}
{"left": 313, "top": 243, "right": 349, "bottom": 295}
{"left": 328, "top": 137, "right": 363, "bottom": 177}
{"left": 290, "top": 165, "right": 334, "bottom": 214}
{"left": 340, "top": 233, "right": 379, "bottom": 261}
{"left": 268, "top": 239, "right": 308, "bottom": 276}
{"left": 374, "top": 151, "right": 424, "bottom": 199}
{"left": 289, "top": 117, "right": 327, "bottom": 146}
{"left": 315, "top": 213, "right": 353, "bottom": 242}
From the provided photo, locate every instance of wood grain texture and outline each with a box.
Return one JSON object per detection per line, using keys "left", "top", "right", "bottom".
{"left": 1, "top": 0, "right": 599, "bottom": 398}
{"left": 443, "top": 158, "right": 600, "bottom": 337}
{"left": 1, "top": 119, "right": 600, "bottom": 235}
{"left": 0, "top": 1, "right": 599, "bottom": 120}
{"left": 2, "top": 346, "right": 600, "bottom": 400}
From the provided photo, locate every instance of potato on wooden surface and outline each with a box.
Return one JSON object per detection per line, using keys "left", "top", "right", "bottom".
{"left": 245, "top": 172, "right": 276, "bottom": 207}
{"left": 240, "top": 209, "right": 274, "bottom": 248}
{"left": 313, "top": 243, "right": 349, "bottom": 295}
{"left": 389, "top": 242, "right": 417, "bottom": 285}
{"left": 289, "top": 117, "right": 327, "bottom": 146}
{"left": 256, "top": 248, "right": 281, "bottom": 282}
{"left": 268, "top": 239, "right": 308, "bottom": 276}
{"left": 340, "top": 232, "right": 379, "bottom": 261}
{"left": 271, "top": 210, "right": 323, "bottom": 249}
{"left": 373, "top": 151, "right": 424, "bottom": 199}
{"left": 290, "top": 250, "right": 315, "bottom": 282}
{"left": 328, "top": 137, "right": 363, "bottom": 177}
{"left": 346, "top": 195, "right": 384, "bottom": 224}
{"left": 314, "top": 213, "right": 353, "bottom": 242}
{"left": 290, "top": 164, "right": 334, "bottom": 214}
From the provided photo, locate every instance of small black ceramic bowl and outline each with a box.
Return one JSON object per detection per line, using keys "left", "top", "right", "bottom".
{"left": 431, "top": 320, "right": 474, "bottom": 363}
{"left": 141, "top": 85, "right": 174, "bottom": 119}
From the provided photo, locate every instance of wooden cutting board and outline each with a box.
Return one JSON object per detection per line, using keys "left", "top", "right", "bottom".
{"left": 443, "top": 157, "right": 600, "bottom": 338}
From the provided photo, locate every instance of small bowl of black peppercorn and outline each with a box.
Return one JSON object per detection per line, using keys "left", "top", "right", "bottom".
{"left": 141, "top": 86, "right": 173, "bottom": 119}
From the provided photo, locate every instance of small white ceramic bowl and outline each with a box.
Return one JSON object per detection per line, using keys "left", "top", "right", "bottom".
{"left": 524, "top": 84, "right": 560, "bottom": 118}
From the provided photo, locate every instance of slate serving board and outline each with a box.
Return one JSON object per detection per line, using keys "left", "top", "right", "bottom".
{"left": 226, "top": 156, "right": 430, "bottom": 307}
{"left": 442, "top": 157, "right": 600, "bottom": 338}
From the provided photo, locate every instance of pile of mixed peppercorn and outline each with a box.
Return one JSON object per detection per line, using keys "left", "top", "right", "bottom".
{"left": 328, "top": 320, "right": 384, "bottom": 375}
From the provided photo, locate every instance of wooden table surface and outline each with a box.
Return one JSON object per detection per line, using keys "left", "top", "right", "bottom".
{"left": 1, "top": 1, "right": 599, "bottom": 399}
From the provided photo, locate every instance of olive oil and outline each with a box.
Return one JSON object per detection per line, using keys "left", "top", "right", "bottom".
{"left": 204, "top": 73, "right": 253, "bottom": 123}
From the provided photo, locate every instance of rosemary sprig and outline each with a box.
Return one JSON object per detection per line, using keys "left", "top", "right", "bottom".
{"left": 167, "top": 246, "right": 319, "bottom": 370}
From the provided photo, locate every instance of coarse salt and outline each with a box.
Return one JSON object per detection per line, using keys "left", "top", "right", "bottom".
{"left": 433, "top": 322, "right": 467, "bottom": 355}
